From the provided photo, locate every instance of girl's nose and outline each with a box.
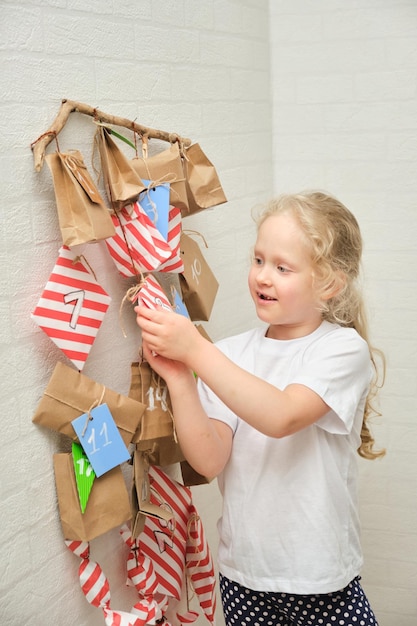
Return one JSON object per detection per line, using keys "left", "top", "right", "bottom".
{"left": 256, "top": 264, "right": 271, "bottom": 285}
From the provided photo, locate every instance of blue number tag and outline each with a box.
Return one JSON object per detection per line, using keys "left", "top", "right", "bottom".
{"left": 173, "top": 289, "right": 190, "bottom": 319}
{"left": 71, "top": 404, "right": 130, "bottom": 477}
{"left": 139, "top": 180, "right": 170, "bottom": 240}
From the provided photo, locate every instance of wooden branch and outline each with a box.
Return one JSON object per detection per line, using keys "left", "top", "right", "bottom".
{"left": 30, "top": 98, "right": 192, "bottom": 172}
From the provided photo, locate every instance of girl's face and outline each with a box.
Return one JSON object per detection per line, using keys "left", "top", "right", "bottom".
{"left": 248, "top": 212, "right": 323, "bottom": 340}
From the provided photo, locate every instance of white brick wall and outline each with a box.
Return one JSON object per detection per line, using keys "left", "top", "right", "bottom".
{"left": 269, "top": 2, "right": 417, "bottom": 625}
{"left": 0, "top": 1, "right": 270, "bottom": 625}
{"left": 1, "top": 1, "right": 415, "bottom": 625}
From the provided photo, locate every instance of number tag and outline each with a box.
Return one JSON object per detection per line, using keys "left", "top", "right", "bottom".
{"left": 139, "top": 179, "right": 170, "bottom": 240}
{"left": 173, "top": 289, "right": 190, "bottom": 318}
{"left": 71, "top": 403, "right": 130, "bottom": 477}
{"left": 72, "top": 441, "right": 96, "bottom": 513}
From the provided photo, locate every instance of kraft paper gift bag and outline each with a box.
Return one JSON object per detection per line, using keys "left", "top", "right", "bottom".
{"left": 130, "top": 449, "right": 174, "bottom": 538}
{"left": 179, "top": 232, "right": 219, "bottom": 321}
{"left": 45, "top": 150, "right": 116, "bottom": 246}
{"left": 180, "top": 460, "right": 210, "bottom": 487}
{"left": 135, "top": 437, "right": 185, "bottom": 468}
{"left": 131, "top": 142, "right": 188, "bottom": 214}
{"left": 97, "top": 126, "right": 146, "bottom": 208}
{"left": 53, "top": 451, "right": 131, "bottom": 541}
{"left": 33, "top": 361, "right": 146, "bottom": 447}
{"left": 129, "top": 361, "right": 176, "bottom": 444}
{"left": 129, "top": 362, "right": 210, "bottom": 486}
{"left": 182, "top": 143, "right": 227, "bottom": 216}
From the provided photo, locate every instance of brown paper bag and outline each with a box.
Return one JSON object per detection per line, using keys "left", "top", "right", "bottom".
{"left": 129, "top": 362, "right": 210, "bottom": 486}
{"left": 179, "top": 232, "right": 219, "bottom": 321}
{"left": 33, "top": 362, "right": 146, "bottom": 447}
{"left": 130, "top": 450, "right": 174, "bottom": 537}
{"left": 182, "top": 143, "right": 227, "bottom": 215}
{"left": 128, "top": 361, "right": 176, "bottom": 443}
{"left": 195, "top": 324, "right": 212, "bottom": 342}
{"left": 135, "top": 436, "right": 185, "bottom": 467}
{"left": 45, "top": 150, "right": 116, "bottom": 246}
{"left": 53, "top": 452, "right": 131, "bottom": 541}
{"left": 131, "top": 142, "right": 189, "bottom": 214}
{"left": 180, "top": 460, "right": 210, "bottom": 486}
{"left": 97, "top": 126, "right": 146, "bottom": 208}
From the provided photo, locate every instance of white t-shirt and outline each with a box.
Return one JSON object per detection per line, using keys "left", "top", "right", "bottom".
{"left": 197, "top": 321, "right": 373, "bottom": 595}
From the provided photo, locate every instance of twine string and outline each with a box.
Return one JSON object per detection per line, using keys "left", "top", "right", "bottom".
{"left": 119, "top": 280, "right": 146, "bottom": 338}
{"left": 72, "top": 255, "right": 98, "bottom": 281}
{"left": 81, "top": 386, "right": 106, "bottom": 438}
{"left": 182, "top": 229, "right": 208, "bottom": 248}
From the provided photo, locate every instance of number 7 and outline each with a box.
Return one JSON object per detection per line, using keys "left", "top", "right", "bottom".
{"left": 64, "top": 289, "right": 85, "bottom": 329}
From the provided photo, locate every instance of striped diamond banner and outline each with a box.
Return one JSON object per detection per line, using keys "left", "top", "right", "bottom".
{"left": 31, "top": 246, "right": 111, "bottom": 370}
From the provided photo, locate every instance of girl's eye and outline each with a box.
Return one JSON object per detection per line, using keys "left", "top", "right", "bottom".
{"left": 277, "top": 265, "right": 289, "bottom": 273}
{"left": 253, "top": 257, "right": 263, "bottom": 266}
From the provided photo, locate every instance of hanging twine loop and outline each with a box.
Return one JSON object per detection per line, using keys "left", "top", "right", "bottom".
{"left": 119, "top": 280, "right": 146, "bottom": 338}
{"left": 81, "top": 386, "right": 106, "bottom": 438}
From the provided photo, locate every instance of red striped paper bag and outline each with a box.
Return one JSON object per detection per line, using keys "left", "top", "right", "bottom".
{"left": 156, "top": 206, "right": 184, "bottom": 273}
{"left": 31, "top": 246, "right": 111, "bottom": 370}
{"left": 105, "top": 201, "right": 172, "bottom": 277}
{"left": 136, "top": 275, "right": 172, "bottom": 311}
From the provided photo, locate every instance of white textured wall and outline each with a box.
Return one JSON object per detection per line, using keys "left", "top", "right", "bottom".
{"left": 269, "top": 1, "right": 417, "bottom": 625}
{"left": 0, "top": 1, "right": 271, "bottom": 625}
{"left": 2, "top": 1, "right": 416, "bottom": 625}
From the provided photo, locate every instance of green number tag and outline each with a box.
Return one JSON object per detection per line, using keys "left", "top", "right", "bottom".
{"left": 72, "top": 441, "right": 96, "bottom": 513}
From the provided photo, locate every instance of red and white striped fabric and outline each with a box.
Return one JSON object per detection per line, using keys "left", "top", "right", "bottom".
{"left": 103, "top": 608, "right": 144, "bottom": 626}
{"left": 136, "top": 275, "right": 172, "bottom": 311}
{"left": 65, "top": 540, "right": 111, "bottom": 609}
{"left": 186, "top": 506, "right": 217, "bottom": 625}
{"left": 120, "top": 524, "right": 170, "bottom": 625}
{"left": 139, "top": 466, "right": 193, "bottom": 601}
{"left": 65, "top": 539, "right": 146, "bottom": 626}
{"left": 176, "top": 610, "right": 199, "bottom": 624}
{"left": 120, "top": 524, "right": 159, "bottom": 595}
{"left": 105, "top": 201, "right": 172, "bottom": 277}
{"left": 157, "top": 206, "right": 184, "bottom": 273}
{"left": 31, "top": 246, "right": 111, "bottom": 370}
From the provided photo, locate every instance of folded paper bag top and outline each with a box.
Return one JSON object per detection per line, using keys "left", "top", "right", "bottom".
{"left": 33, "top": 361, "right": 146, "bottom": 447}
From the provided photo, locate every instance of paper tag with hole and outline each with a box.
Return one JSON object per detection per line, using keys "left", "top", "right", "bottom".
{"left": 71, "top": 403, "right": 130, "bottom": 477}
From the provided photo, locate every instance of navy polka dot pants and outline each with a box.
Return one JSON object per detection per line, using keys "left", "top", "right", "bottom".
{"left": 219, "top": 573, "right": 379, "bottom": 626}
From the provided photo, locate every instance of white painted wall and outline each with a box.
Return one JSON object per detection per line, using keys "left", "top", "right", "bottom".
{"left": 269, "top": 2, "right": 417, "bottom": 625}
{"left": 1, "top": 1, "right": 416, "bottom": 625}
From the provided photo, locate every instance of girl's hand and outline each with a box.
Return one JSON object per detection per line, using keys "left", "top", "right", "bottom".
{"left": 135, "top": 305, "right": 202, "bottom": 368}
{"left": 141, "top": 340, "right": 191, "bottom": 384}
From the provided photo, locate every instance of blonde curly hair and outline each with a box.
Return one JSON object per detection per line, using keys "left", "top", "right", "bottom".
{"left": 257, "top": 191, "right": 385, "bottom": 460}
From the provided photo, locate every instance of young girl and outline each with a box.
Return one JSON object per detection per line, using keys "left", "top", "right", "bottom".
{"left": 136, "top": 191, "right": 384, "bottom": 626}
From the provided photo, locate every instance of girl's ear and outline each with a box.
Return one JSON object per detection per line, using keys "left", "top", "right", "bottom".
{"left": 320, "top": 271, "right": 346, "bottom": 301}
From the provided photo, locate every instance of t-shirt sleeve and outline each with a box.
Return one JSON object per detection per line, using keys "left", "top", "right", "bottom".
{"left": 291, "top": 329, "right": 373, "bottom": 435}
{"left": 197, "top": 377, "right": 238, "bottom": 432}
{"left": 197, "top": 339, "right": 239, "bottom": 432}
